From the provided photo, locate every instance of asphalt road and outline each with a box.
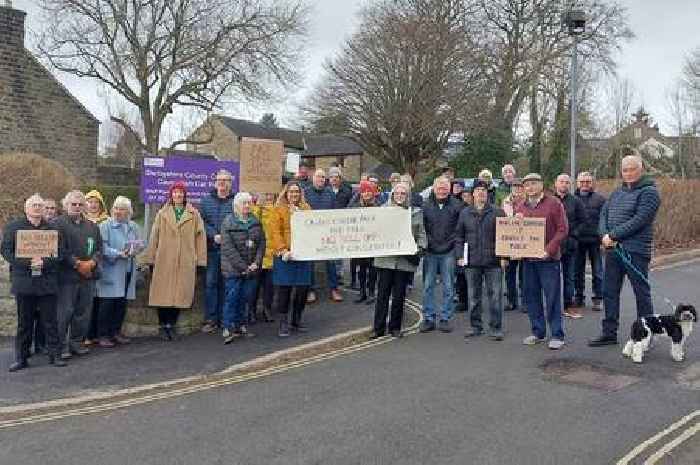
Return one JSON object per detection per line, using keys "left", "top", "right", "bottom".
{"left": 1, "top": 260, "right": 699, "bottom": 465}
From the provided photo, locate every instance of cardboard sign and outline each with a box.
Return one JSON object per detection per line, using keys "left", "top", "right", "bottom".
{"left": 239, "top": 138, "right": 284, "bottom": 193}
{"left": 291, "top": 207, "right": 417, "bottom": 260}
{"left": 15, "top": 230, "right": 59, "bottom": 258}
{"left": 495, "top": 217, "right": 546, "bottom": 258}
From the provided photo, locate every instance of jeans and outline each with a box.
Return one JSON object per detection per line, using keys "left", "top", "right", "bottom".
{"left": 560, "top": 252, "right": 576, "bottom": 306}
{"left": 15, "top": 294, "right": 60, "bottom": 361}
{"left": 523, "top": 260, "right": 564, "bottom": 340}
{"left": 374, "top": 268, "right": 410, "bottom": 335}
{"left": 575, "top": 242, "right": 603, "bottom": 303}
{"left": 602, "top": 251, "right": 653, "bottom": 338}
{"left": 423, "top": 252, "right": 455, "bottom": 322}
{"left": 505, "top": 260, "right": 523, "bottom": 309}
{"left": 310, "top": 261, "right": 339, "bottom": 291}
{"left": 98, "top": 297, "right": 128, "bottom": 338}
{"left": 205, "top": 248, "right": 225, "bottom": 324}
{"left": 466, "top": 267, "right": 503, "bottom": 333}
{"left": 57, "top": 280, "right": 95, "bottom": 353}
{"left": 223, "top": 276, "right": 258, "bottom": 329}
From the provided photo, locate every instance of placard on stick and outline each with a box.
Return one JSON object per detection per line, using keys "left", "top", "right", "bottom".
{"left": 239, "top": 138, "right": 284, "bottom": 193}
{"left": 15, "top": 230, "right": 59, "bottom": 258}
{"left": 495, "top": 217, "right": 546, "bottom": 259}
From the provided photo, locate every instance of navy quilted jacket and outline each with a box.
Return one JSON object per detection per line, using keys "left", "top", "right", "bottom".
{"left": 599, "top": 176, "right": 661, "bottom": 258}
{"left": 199, "top": 190, "right": 235, "bottom": 248}
{"left": 304, "top": 185, "right": 336, "bottom": 210}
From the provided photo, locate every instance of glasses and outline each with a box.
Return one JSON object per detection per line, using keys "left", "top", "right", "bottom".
{"left": 579, "top": 180, "right": 593, "bottom": 184}
{"left": 70, "top": 202, "right": 84, "bottom": 207}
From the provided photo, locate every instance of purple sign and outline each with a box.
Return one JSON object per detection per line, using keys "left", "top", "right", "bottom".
{"left": 140, "top": 156, "right": 240, "bottom": 204}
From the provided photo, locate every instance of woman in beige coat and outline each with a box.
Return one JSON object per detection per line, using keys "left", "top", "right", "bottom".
{"left": 142, "top": 181, "right": 207, "bottom": 340}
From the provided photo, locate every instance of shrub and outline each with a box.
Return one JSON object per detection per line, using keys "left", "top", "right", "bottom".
{"left": 0, "top": 152, "right": 78, "bottom": 229}
{"left": 596, "top": 178, "right": 700, "bottom": 248}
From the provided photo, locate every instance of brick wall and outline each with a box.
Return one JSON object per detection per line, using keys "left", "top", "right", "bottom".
{"left": 0, "top": 6, "right": 100, "bottom": 183}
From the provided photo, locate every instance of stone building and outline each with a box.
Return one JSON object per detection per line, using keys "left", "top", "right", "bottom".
{"left": 0, "top": 4, "right": 100, "bottom": 181}
{"left": 187, "top": 115, "right": 380, "bottom": 180}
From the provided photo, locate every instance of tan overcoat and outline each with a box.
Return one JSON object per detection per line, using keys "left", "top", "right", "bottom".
{"left": 142, "top": 204, "right": 207, "bottom": 308}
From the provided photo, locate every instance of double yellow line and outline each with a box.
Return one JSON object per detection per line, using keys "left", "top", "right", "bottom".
{"left": 0, "top": 300, "right": 423, "bottom": 430}
{"left": 617, "top": 410, "right": 700, "bottom": 464}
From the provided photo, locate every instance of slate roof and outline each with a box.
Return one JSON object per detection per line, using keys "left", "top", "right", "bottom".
{"left": 304, "top": 135, "right": 364, "bottom": 157}
{"left": 215, "top": 116, "right": 304, "bottom": 149}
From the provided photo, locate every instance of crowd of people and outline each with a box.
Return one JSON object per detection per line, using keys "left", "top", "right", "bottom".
{"left": 2, "top": 149, "right": 661, "bottom": 372}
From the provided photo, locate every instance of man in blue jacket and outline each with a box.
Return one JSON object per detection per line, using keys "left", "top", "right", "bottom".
{"left": 589, "top": 153, "right": 661, "bottom": 347}
{"left": 574, "top": 172, "right": 606, "bottom": 311}
{"left": 199, "top": 169, "right": 235, "bottom": 333}
{"left": 305, "top": 169, "right": 343, "bottom": 303}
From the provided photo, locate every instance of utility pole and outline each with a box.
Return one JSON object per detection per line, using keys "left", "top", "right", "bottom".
{"left": 564, "top": 10, "right": 586, "bottom": 192}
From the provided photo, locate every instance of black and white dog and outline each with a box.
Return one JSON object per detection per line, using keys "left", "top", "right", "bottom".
{"left": 622, "top": 304, "right": 697, "bottom": 363}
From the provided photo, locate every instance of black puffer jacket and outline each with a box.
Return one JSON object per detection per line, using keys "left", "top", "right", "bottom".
{"left": 555, "top": 192, "right": 585, "bottom": 255}
{"left": 575, "top": 189, "right": 606, "bottom": 244}
{"left": 454, "top": 205, "right": 505, "bottom": 268}
{"left": 331, "top": 182, "right": 354, "bottom": 209}
{"left": 220, "top": 214, "right": 266, "bottom": 278}
{"left": 422, "top": 194, "right": 463, "bottom": 254}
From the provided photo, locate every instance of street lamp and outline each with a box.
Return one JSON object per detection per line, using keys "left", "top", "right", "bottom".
{"left": 564, "top": 10, "right": 585, "bottom": 191}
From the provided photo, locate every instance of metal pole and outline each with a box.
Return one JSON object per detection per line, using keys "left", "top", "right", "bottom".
{"left": 569, "top": 35, "right": 578, "bottom": 191}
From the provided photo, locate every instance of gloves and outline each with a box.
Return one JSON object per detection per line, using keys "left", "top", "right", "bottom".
{"left": 75, "top": 259, "right": 96, "bottom": 279}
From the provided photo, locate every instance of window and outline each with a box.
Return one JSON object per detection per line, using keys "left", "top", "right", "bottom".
{"left": 634, "top": 127, "right": 642, "bottom": 139}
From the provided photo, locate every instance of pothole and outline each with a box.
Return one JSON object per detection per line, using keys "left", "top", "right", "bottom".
{"left": 541, "top": 358, "right": 641, "bottom": 392}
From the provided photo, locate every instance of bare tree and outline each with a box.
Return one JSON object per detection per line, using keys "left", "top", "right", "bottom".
{"left": 607, "top": 76, "right": 636, "bottom": 134}
{"left": 306, "top": 0, "right": 486, "bottom": 176}
{"left": 36, "top": 0, "right": 309, "bottom": 154}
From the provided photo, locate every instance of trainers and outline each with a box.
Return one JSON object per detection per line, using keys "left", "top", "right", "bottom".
{"left": 548, "top": 339, "right": 565, "bottom": 350}
{"left": 420, "top": 320, "right": 436, "bottom": 333}
{"left": 306, "top": 291, "right": 317, "bottom": 304}
{"left": 564, "top": 308, "right": 583, "bottom": 319}
{"left": 523, "top": 335, "right": 546, "bottom": 345}
{"left": 222, "top": 327, "right": 230, "bottom": 338}
{"left": 201, "top": 321, "right": 217, "bottom": 334}
{"left": 464, "top": 328, "right": 483, "bottom": 338}
{"left": 592, "top": 299, "right": 603, "bottom": 312}
{"left": 330, "top": 289, "right": 344, "bottom": 302}
{"left": 438, "top": 320, "right": 452, "bottom": 333}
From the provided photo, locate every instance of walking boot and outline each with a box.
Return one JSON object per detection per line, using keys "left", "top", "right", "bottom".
{"left": 278, "top": 314, "right": 290, "bottom": 337}
{"left": 354, "top": 290, "right": 367, "bottom": 304}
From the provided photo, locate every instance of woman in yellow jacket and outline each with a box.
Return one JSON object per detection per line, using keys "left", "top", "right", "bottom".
{"left": 268, "top": 181, "right": 312, "bottom": 337}
{"left": 250, "top": 193, "right": 277, "bottom": 324}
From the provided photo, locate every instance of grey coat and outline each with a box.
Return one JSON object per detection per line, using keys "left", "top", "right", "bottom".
{"left": 374, "top": 207, "right": 427, "bottom": 273}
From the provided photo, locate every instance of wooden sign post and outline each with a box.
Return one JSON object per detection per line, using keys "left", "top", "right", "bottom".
{"left": 239, "top": 138, "right": 284, "bottom": 193}
{"left": 495, "top": 217, "right": 546, "bottom": 259}
{"left": 15, "top": 230, "right": 59, "bottom": 258}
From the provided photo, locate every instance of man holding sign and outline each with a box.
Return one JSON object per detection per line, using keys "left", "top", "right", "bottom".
{"left": 515, "top": 173, "right": 569, "bottom": 350}
{"left": 1, "top": 194, "right": 66, "bottom": 371}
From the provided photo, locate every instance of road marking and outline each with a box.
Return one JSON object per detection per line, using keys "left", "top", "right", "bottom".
{"left": 0, "top": 301, "right": 423, "bottom": 429}
{"left": 644, "top": 421, "right": 700, "bottom": 464}
{"left": 651, "top": 257, "right": 700, "bottom": 272}
{"left": 617, "top": 410, "right": 700, "bottom": 465}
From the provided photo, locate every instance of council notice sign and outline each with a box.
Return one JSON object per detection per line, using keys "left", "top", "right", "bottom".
{"left": 291, "top": 207, "right": 417, "bottom": 260}
{"left": 140, "top": 155, "right": 240, "bottom": 204}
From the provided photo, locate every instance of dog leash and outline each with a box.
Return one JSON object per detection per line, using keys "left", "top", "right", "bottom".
{"left": 613, "top": 243, "right": 677, "bottom": 311}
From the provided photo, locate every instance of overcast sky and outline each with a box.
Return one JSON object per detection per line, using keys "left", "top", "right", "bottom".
{"left": 12, "top": 0, "right": 700, "bottom": 144}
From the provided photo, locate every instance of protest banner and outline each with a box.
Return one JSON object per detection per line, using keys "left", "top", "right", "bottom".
{"left": 15, "top": 230, "right": 59, "bottom": 258}
{"left": 291, "top": 207, "right": 417, "bottom": 260}
{"left": 239, "top": 138, "right": 284, "bottom": 193}
{"left": 285, "top": 152, "right": 300, "bottom": 174}
{"left": 140, "top": 155, "right": 240, "bottom": 204}
{"left": 495, "top": 217, "right": 546, "bottom": 258}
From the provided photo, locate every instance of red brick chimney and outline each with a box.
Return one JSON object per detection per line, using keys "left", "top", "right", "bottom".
{"left": 0, "top": 3, "right": 25, "bottom": 48}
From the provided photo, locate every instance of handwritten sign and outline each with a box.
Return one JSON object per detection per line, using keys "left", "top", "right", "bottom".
{"left": 291, "top": 207, "right": 417, "bottom": 260}
{"left": 240, "top": 138, "right": 284, "bottom": 193}
{"left": 15, "top": 230, "right": 59, "bottom": 258}
{"left": 495, "top": 217, "right": 546, "bottom": 258}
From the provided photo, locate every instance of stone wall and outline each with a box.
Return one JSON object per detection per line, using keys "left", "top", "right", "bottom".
{"left": 0, "top": 258, "right": 15, "bottom": 337}
{"left": 0, "top": 6, "right": 100, "bottom": 183}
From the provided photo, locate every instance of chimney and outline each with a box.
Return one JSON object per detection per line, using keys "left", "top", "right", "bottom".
{"left": 0, "top": 2, "right": 26, "bottom": 48}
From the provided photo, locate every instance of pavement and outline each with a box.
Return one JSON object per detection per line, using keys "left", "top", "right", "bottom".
{"left": 1, "top": 256, "right": 699, "bottom": 464}
{"left": 0, "top": 288, "right": 388, "bottom": 407}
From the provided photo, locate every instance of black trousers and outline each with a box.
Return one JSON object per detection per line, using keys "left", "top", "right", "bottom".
{"left": 275, "top": 285, "right": 308, "bottom": 325}
{"left": 374, "top": 268, "right": 410, "bottom": 335}
{"left": 158, "top": 308, "right": 180, "bottom": 327}
{"left": 357, "top": 258, "right": 377, "bottom": 295}
{"left": 456, "top": 268, "right": 468, "bottom": 308}
{"left": 15, "top": 294, "right": 60, "bottom": 361}
{"left": 350, "top": 259, "right": 360, "bottom": 285}
{"left": 98, "top": 297, "right": 128, "bottom": 338}
{"left": 87, "top": 297, "right": 101, "bottom": 340}
{"left": 33, "top": 308, "right": 46, "bottom": 353}
{"left": 254, "top": 269, "right": 275, "bottom": 311}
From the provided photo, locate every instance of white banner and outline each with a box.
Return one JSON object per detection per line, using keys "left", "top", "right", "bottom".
{"left": 291, "top": 207, "right": 417, "bottom": 260}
